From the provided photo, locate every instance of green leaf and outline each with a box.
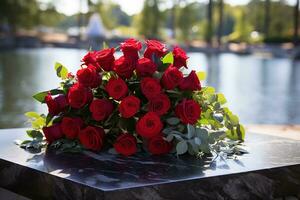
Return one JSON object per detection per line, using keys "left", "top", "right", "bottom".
{"left": 32, "top": 89, "right": 64, "bottom": 103}
{"left": 54, "top": 62, "right": 68, "bottom": 79}
{"left": 25, "top": 112, "right": 41, "bottom": 119}
{"left": 31, "top": 117, "right": 46, "bottom": 129}
{"left": 229, "top": 114, "right": 239, "bottom": 126}
{"left": 102, "top": 41, "right": 109, "bottom": 49}
{"left": 26, "top": 130, "right": 43, "bottom": 139}
{"left": 203, "top": 86, "right": 215, "bottom": 94}
{"left": 236, "top": 124, "right": 245, "bottom": 141}
{"left": 32, "top": 91, "right": 48, "bottom": 103}
{"left": 196, "top": 71, "right": 206, "bottom": 81}
{"left": 166, "top": 117, "right": 180, "bottom": 126}
{"left": 161, "top": 52, "right": 174, "bottom": 64}
{"left": 176, "top": 140, "right": 188, "bottom": 155}
{"left": 217, "top": 93, "right": 227, "bottom": 105}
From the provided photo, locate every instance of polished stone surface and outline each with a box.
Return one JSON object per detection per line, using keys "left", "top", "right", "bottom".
{"left": 0, "top": 128, "right": 300, "bottom": 200}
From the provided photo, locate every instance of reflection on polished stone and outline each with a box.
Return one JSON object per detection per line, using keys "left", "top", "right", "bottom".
{"left": 0, "top": 128, "right": 300, "bottom": 199}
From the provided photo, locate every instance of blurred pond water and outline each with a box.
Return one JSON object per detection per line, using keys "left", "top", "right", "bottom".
{"left": 0, "top": 48, "right": 299, "bottom": 128}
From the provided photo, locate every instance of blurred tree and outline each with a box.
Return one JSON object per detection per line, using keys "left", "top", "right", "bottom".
{"left": 217, "top": 0, "right": 224, "bottom": 47}
{"left": 264, "top": 0, "right": 270, "bottom": 37}
{"left": 88, "top": 1, "right": 130, "bottom": 30}
{"left": 177, "top": 2, "right": 198, "bottom": 42}
{"left": 139, "top": 0, "right": 164, "bottom": 39}
{"left": 247, "top": 0, "right": 265, "bottom": 33}
{"left": 294, "top": 0, "right": 299, "bottom": 43}
{"left": 0, "top": 0, "right": 39, "bottom": 33}
{"left": 205, "top": 0, "right": 213, "bottom": 46}
{"left": 228, "top": 7, "right": 253, "bottom": 42}
{"left": 38, "top": 4, "right": 65, "bottom": 27}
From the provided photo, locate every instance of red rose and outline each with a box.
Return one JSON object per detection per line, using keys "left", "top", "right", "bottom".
{"left": 114, "top": 133, "right": 137, "bottom": 156}
{"left": 144, "top": 40, "right": 167, "bottom": 59}
{"left": 82, "top": 51, "right": 98, "bottom": 67}
{"left": 136, "top": 112, "right": 163, "bottom": 139}
{"left": 136, "top": 58, "right": 157, "bottom": 77}
{"left": 76, "top": 66, "right": 101, "bottom": 88}
{"left": 119, "top": 95, "right": 140, "bottom": 118}
{"left": 113, "top": 56, "right": 135, "bottom": 79}
{"left": 68, "top": 83, "right": 93, "bottom": 109}
{"left": 45, "top": 94, "right": 68, "bottom": 116}
{"left": 105, "top": 77, "right": 128, "bottom": 100}
{"left": 120, "top": 38, "right": 142, "bottom": 62}
{"left": 148, "top": 135, "right": 172, "bottom": 155}
{"left": 79, "top": 126, "right": 105, "bottom": 151}
{"left": 95, "top": 48, "right": 115, "bottom": 71}
{"left": 172, "top": 46, "right": 188, "bottom": 69}
{"left": 175, "top": 99, "right": 201, "bottom": 124}
{"left": 42, "top": 123, "right": 64, "bottom": 143}
{"left": 161, "top": 65, "right": 183, "bottom": 90}
{"left": 148, "top": 93, "right": 170, "bottom": 116}
{"left": 89, "top": 99, "right": 114, "bottom": 121}
{"left": 61, "top": 117, "right": 84, "bottom": 139}
{"left": 141, "top": 77, "right": 161, "bottom": 99}
{"left": 179, "top": 70, "right": 201, "bottom": 91}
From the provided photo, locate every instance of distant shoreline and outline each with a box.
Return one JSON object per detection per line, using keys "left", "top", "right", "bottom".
{"left": 1, "top": 35, "right": 299, "bottom": 59}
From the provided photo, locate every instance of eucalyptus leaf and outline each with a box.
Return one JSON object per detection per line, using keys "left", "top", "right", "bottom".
{"left": 166, "top": 134, "right": 174, "bottom": 142}
{"left": 187, "top": 124, "right": 195, "bottom": 139}
{"left": 213, "top": 113, "right": 223, "bottom": 122}
{"left": 194, "top": 137, "right": 201, "bottom": 145}
{"left": 166, "top": 117, "right": 180, "bottom": 126}
{"left": 176, "top": 140, "right": 188, "bottom": 155}
{"left": 108, "top": 148, "right": 118, "bottom": 154}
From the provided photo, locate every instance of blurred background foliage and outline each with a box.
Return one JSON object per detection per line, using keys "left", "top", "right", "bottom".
{"left": 0, "top": 0, "right": 299, "bottom": 44}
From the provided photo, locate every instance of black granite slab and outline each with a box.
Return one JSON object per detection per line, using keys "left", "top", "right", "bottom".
{"left": 0, "top": 128, "right": 300, "bottom": 200}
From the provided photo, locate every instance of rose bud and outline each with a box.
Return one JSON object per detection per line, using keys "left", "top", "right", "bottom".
{"left": 79, "top": 126, "right": 105, "bottom": 151}
{"left": 141, "top": 77, "right": 162, "bottom": 100}
{"left": 161, "top": 65, "right": 183, "bottom": 90}
{"left": 120, "top": 38, "right": 142, "bottom": 63}
{"left": 68, "top": 83, "right": 93, "bottom": 109}
{"left": 136, "top": 58, "right": 157, "bottom": 77}
{"left": 179, "top": 70, "right": 201, "bottom": 91}
{"left": 95, "top": 48, "right": 115, "bottom": 71}
{"left": 114, "top": 133, "right": 137, "bottom": 156}
{"left": 45, "top": 93, "right": 68, "bottom": 116}
{"left": 148, "top": 135, "right": 172, "bottom": 155}
{"left": 105, "top": 77, "right": 128, "bottom": 100}
{"left": 119, "top": 95, "right": 140, "bottom": 118}
{"left": 172, "top": 46, "right": 188, "bottom": 69}
{"left": 113, "top": 56, "right": 135, "bottom": 79}
{"left": 42, "top": 123, "right": 64, "bottom": 143}
{"left": 144, "top": 40, "right": 167, "bottom": 59}
{"left": 136, "top": 112, "right": 163, "bottom": 139}
{"left": 148, "top": 93, "right": 170, "bottom": 116}
{"left": 76, "top": 66, "right": 101, "bottom": 88}
{"left": 89, "top": 99, "right": 114, "bottom": 121}
{"left": 175, "top": 99, "right": 201, "bottom": 125}
{"left": 61, "top": 117, "right": 84, "bottom": 139}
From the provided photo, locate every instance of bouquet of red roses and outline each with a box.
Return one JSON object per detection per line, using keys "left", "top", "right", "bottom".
{"left": 21, "top": 39, "right": 245, "bottom": 157}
